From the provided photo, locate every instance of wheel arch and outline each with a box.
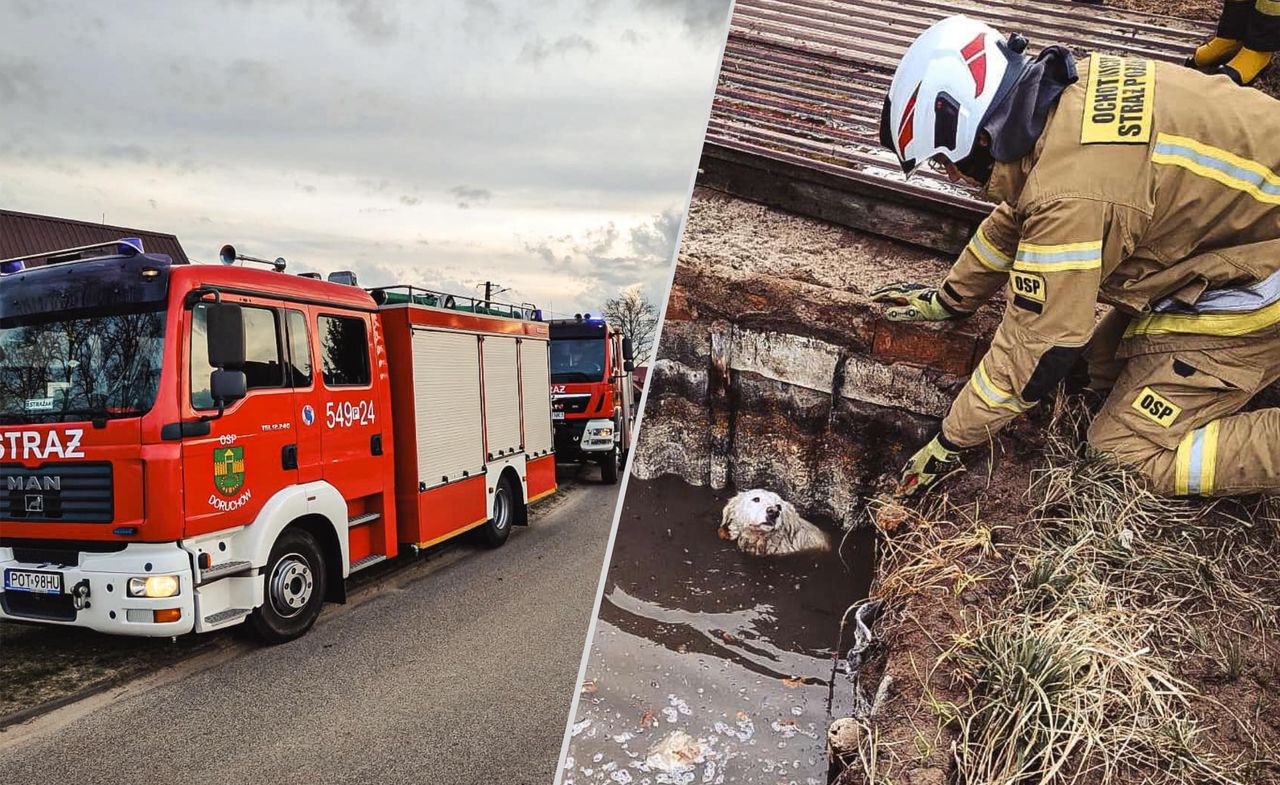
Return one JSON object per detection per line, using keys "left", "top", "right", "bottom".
{"left": 498, "top": 465, "right": 529, "bottom": 526}
{"left": 287, "top": 514, "right": 347, "bottom": 604}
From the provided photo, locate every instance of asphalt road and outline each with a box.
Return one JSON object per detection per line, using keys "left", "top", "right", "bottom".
{"left": 0, "top": 473, "right": 615, "bottom": 785}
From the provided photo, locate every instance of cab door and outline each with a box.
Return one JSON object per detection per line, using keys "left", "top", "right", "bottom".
{"left": 312, "top": 310, "right": 385, "bottom": 525}
{"left": 182, "top": 299, "right": 300, "bottom": 537}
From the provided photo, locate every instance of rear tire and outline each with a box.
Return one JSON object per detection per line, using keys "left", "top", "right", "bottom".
{"left": 478, "top": 475, "right": 516, "bottom": 548}
{"left": 600, "top": 445, "right": 620, "bottom": 485}
{"left": 250, "top": 527, "right": 326, "bottom": 644}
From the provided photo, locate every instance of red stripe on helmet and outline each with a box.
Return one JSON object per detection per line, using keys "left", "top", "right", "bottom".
{"left": 896, "top": 85, "right": 920, "bottom": 154}
{"left": 961, "top": 33, "right": 988, "bottom": 95}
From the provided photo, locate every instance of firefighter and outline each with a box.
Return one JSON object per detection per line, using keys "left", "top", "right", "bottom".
{"left": 1187, "top": 1, "right": 1278, "bottom": 86}
{"left": 872, "top": 15, "right": 1280, "bottom": 498}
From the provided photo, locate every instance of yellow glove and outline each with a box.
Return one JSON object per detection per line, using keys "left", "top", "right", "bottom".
{"left": 896, "top": 434, "right": 963, "bottom": 497}
{"left": 869, "top": 283, "right": 957, "bottom": 322}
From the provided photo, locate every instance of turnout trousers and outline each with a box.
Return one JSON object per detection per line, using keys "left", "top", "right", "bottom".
{"left": 1084, "top": 309, "right": 1280, "bottom": 497}
{"left": 1218, "top": 0, "right": 1280, "bottom": 52}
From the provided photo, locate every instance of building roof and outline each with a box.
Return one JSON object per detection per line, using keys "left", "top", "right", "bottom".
{"left": 1, "top": 209, "right": 189, "bottom": 265}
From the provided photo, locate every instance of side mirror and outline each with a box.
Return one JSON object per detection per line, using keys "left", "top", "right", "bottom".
{"left": 622, "top": 337, "right": 635, "bottom": 363}
{"left": 210, "top": 369, "right": 247, "bottom": 405}
{"left": 624, "top": 360, "right": 635, "bottom": 373}
{"left": 206, "top": 304, "right": 245, "bottom": 369}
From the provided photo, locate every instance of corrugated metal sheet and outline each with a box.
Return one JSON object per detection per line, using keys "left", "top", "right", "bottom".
{"left": 1, "top": 209, "right": 189, "bottom": 265}
{"left": 707, "top": 0, "right": 1213, "bottom": 220}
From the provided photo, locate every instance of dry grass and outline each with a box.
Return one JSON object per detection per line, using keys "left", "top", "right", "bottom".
{"left": 838, "top": 402, "right": 1280, "bottom": 785}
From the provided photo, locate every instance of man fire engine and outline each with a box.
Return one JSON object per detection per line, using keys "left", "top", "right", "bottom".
{"left": 548, "top": 315, "right": 636, "bottom": 484}
{"left": 874, "top": 15, "right": 1280, "bottom": 498}
{"left": 0, "top": 240, "right": 557, "bottom": 642}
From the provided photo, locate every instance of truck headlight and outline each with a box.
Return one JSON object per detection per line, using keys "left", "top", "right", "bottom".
{"left": 128, "top": 575, "right": 181, "bottom": 598}
{"left": 589, "top": 427, "right": 613, "bottom": 438}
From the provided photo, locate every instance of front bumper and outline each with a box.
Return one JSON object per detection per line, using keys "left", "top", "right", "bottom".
{"left": 0, "top": 542, "right": 196, "bottom": 636}
{"left": 554, "top": 418, "right": 616, "bottom": 459}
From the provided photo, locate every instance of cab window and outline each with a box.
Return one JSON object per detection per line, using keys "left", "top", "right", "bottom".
{"left": 191, "top": 304, "right": 285, "bottom": 409}
{"left": 286, "top": 309, "right": 312, "bottom": 387}
{"left": 318, "top": 315, "right": 370, "bottom": 387}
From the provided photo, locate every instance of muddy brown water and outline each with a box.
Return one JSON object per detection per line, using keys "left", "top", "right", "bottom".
{"left": 564, "top": 476, "right": 874, "bottom": 785}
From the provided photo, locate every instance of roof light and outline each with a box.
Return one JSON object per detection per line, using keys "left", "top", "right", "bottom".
{"left": 120, "top": 237, "right": 145, "bottom": 253}
{"left": 328, "top": 271, "right": 358, "bottom": 286}
{"left": 0, "top": 260, "right": 24, "bottom": 275}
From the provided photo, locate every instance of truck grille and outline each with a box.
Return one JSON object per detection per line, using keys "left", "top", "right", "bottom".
{"left": 1, "top": 463, "right": 114, "bottom": 523}
{"left": 553, "top": 394, "right": 592, "bottom": 415}
{"left": 1, "top": 590, "right": 76, "bottom": 621}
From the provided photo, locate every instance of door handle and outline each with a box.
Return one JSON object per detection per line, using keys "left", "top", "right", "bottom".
{"left": 371, "top": 434, "right": 383, "bottom": 456}
{"left": 282, "top": 444, "right": 298, "bottom": 470}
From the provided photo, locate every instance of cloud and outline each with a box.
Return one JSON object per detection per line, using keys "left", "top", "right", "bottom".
{"left": 634, "top": 0, "right": 729, "bottom": 38}
{"left": 99, "top": 144, "right": 151, "bottom": 164}
{"left": 518, "top": 33, "right": 598, "bottom": 64}
{"left": 0, "top": 57, "right": 44, "bottom": 104}
{"left": 521, "top": 206, "right": 683, "bottom": 313}
{"left": 0, "top": 0, "right": 732, "bottom": 319}
{"left": 336, "top": 0, "right": 400, "bottom": 44}
{"left": 448, "top": 185, "right": 492, "bottom": 209}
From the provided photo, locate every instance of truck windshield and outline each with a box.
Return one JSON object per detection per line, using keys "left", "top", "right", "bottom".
{"left": 550, "top": 338, "right": 607, "bottom": 383}
{"left": 0, "top": 307, "right": 167, "bottom": 424}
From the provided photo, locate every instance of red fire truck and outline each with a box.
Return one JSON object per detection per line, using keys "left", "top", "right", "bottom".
{"left": 548, "top": 316, "right": 636, "bottom": 484}
{"left": 0, "top": 240, "right": 556, "bottom": 642}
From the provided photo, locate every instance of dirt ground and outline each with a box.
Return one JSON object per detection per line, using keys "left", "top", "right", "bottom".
{"left": 0, "top": 621, "right": 206, "bottom": 720}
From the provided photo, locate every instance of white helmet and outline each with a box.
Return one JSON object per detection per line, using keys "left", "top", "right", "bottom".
{"left": 880, "top": 15, "right": 1028, "bottom": 177}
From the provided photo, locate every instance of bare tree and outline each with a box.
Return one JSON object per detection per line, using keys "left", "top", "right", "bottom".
{"left": 604, "top": 288, "right": 659, "bottom": 365}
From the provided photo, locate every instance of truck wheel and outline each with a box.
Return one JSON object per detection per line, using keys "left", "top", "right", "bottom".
{"left": 600, "top": 446, "right": 621, "bottom": 485}
{"left": 250, "top": 527, "right": 327, "bottom": 644}
{"left": 478, "top": 475, "right": 516, "bottom": 548}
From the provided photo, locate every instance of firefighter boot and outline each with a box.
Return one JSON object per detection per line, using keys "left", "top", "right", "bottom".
{"left": 1188, "top": 36, "right": 1241, "bottom": 69}
{"left": 1219, "top": 48, "right": 1275, "bottom": 85}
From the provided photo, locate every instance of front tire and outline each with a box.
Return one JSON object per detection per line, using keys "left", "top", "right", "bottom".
{"left": 600, "top": 445, "right": 620, "bottom": 485}
{"left": 250, "top": 527, "right": 326, "bottom": 644}
{"left": 478, "top": 475, "right": 516, "bottom": 548}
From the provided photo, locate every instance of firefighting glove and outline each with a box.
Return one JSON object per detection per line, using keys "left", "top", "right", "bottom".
{"left": 896, "top": 434, "right": 963, "bottom": 498}
{"left": 868, "top": 283, "right": 957, "bottom": 322}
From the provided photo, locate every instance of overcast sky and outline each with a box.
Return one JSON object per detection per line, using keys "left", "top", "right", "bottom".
{"left": 0, "top": 0, "right": 731, "bottom": 317}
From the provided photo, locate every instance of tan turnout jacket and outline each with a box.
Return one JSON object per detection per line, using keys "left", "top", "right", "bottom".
{"left": 936, "top": 55, "right": 1280, "bottom": 448}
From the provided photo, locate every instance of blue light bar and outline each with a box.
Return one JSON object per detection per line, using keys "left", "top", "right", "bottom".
{"left": 0, "top": 260, "right": 25, "bottom": 275}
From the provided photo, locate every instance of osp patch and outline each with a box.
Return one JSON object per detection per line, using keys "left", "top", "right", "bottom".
{"left": 1131, "top": 387, "right": 1181, "bottom": 428}
{"left": 1010, "top": 271, "right": 1047, "bottom": 314}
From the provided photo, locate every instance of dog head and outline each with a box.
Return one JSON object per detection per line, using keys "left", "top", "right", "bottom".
{"left": 722, "top": 489, "right": 789, "bottom": 540}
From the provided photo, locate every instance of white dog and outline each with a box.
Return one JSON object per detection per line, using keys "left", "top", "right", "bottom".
{"left": 719, "top": 490, "right": 831, "bottom": 556}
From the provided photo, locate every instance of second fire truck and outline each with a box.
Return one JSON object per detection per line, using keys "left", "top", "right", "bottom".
{"left": 548, "top": 316, "right": 636, "bottom": 484}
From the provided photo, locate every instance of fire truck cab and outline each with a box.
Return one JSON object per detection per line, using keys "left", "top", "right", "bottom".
{"left": 548, "top": 316, "right": 636, "bottom": 484}
{"left": 0, "top": 241, "right": 555, "bottom": 642}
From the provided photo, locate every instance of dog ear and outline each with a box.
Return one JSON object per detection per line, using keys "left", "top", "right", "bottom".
{"left": 721, "top": 497, "right": 736, "bottom": 529}
{"left": 721, "top": 496, "right": 742, "bottom": 537}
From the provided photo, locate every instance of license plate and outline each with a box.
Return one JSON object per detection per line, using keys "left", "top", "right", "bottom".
{"left": 4, "top": 569, "right": 63, "bottom": 595}
{"left": 552, "top": 412, "right": 565, "bottom": 420}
